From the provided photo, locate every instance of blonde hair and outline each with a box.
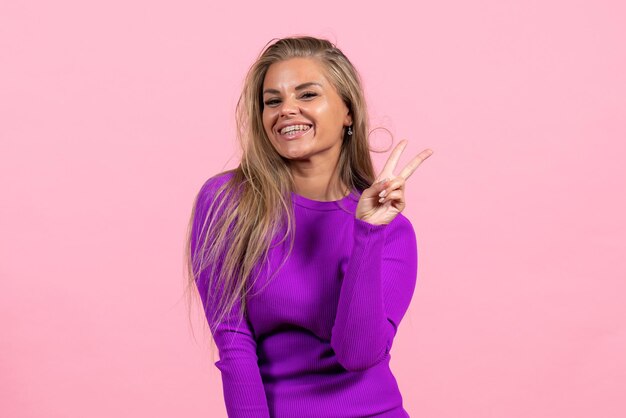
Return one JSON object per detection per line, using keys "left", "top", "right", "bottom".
{"left": 184, "top": 36, "right": 378, "bottom": 356}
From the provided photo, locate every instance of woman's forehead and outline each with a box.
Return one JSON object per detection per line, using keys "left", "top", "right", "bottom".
{"left": 263, "top": 58, "right": 330, "bottom": 90}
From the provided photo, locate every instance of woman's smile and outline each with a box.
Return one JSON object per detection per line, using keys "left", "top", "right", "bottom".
{"left": 277, "top": 124, "right": 313, "bottom": 140}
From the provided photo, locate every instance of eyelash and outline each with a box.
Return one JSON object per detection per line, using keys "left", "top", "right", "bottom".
{"left": 264, "top": 92, "right": 317, "bottom": 106}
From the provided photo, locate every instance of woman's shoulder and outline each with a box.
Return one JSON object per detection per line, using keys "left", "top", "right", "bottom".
{"left": 194, "top": 170, "right": 240, "bottom": 216}
{"left": 198, "top": 170, "right": 236, "bottom": 194}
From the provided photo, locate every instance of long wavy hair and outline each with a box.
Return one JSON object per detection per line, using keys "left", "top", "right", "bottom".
{"left": 184, "top": 36, "right": 379, "bottom": 353}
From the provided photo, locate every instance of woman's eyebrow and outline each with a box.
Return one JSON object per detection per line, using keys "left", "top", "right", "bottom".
{"left": 263, "top": 82, "right": 323, "bottom": 95}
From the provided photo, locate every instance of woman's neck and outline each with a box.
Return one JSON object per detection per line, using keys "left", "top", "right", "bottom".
{"left": 291, "top": 170, "right": 348, "bottom": 202}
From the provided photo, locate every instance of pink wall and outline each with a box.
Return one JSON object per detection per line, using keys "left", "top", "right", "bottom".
{"left": 2, "top": 1, "right": 624, "bottom": 417}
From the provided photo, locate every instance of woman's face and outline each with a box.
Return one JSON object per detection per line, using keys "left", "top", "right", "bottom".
{"left": 262, "top": 57, "right": 352, "bottom": 164}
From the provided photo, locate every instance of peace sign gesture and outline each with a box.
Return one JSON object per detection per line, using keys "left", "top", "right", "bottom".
{"left": 356, "top": 140, "right": 433, "bottom": 225}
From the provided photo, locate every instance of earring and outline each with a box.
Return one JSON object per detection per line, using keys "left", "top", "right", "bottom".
{"left": 347, "top": 125, "right": 353, "bottom": 136}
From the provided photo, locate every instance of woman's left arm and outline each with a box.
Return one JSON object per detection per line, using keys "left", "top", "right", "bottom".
{"left": 330, "top": 139, "right": 432, "bottom": 371}
{"left": 330, "top": 214, "right": 417, "bottom": 371}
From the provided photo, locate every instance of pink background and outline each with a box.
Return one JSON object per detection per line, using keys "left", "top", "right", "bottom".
{"left": 2, "top": 1, "right": 625, "bottom": 417}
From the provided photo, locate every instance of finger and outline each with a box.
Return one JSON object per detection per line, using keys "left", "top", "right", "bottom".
{"left": 398, "top": 148, "right": 433, "bottom": 180}
{"left": 379, "top": 190, "right": 404, "bottom": 205}
{"left": 364, "top": 177, "right": 390, "bottom": 198}
{"left": 378, "top": 177, "right": 405, "bottom": 198}
{"left": 377, "top": 140, "right": 408, "bottom": 181}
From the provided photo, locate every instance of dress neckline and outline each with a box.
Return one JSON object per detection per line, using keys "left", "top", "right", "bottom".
{"left": 291, "top": 190, "right": 359, "bottom": 211}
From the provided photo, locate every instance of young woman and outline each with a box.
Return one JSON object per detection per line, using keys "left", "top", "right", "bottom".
{"left": 186, "top": 36, "right": 433, "bottom": 418}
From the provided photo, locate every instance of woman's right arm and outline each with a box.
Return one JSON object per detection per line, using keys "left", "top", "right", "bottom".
{"left": 190, "top": 177, "right": 271, "bottom": 418}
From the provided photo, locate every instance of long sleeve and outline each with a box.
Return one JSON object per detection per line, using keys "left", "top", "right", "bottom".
{"left": 330, "top": 214, "right": 418, "bottom": 372}
{"left": 190, "top": 177, "right": 270, "bottom": 418}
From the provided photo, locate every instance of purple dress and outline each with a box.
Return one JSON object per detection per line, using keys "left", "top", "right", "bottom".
{"left": 191, "top": 172, "right": 418, "bottom": 417}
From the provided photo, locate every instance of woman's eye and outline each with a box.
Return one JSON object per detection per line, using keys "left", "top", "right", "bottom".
{"left": 301, "top": 92, "right": 317, "bottom": 99}
{"left": 264, "top": 99, "right": 280, "bottom": 106}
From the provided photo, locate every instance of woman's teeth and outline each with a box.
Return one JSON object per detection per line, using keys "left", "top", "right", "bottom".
{"left": 280, "top": 124, "right": 311, "bottom": 135}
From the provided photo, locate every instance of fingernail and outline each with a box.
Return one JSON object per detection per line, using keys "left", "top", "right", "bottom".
{"left": 379, "top": 189, "right": 387, "bottom": 198}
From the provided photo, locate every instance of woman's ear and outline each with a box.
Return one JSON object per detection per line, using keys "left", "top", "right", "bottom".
{"left": 344, "top": 109, "right": 352, "bottom": 127}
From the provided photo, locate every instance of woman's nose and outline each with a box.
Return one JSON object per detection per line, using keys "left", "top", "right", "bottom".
{"left": 279, "top": 96, "right": 299, "bottom": 116}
